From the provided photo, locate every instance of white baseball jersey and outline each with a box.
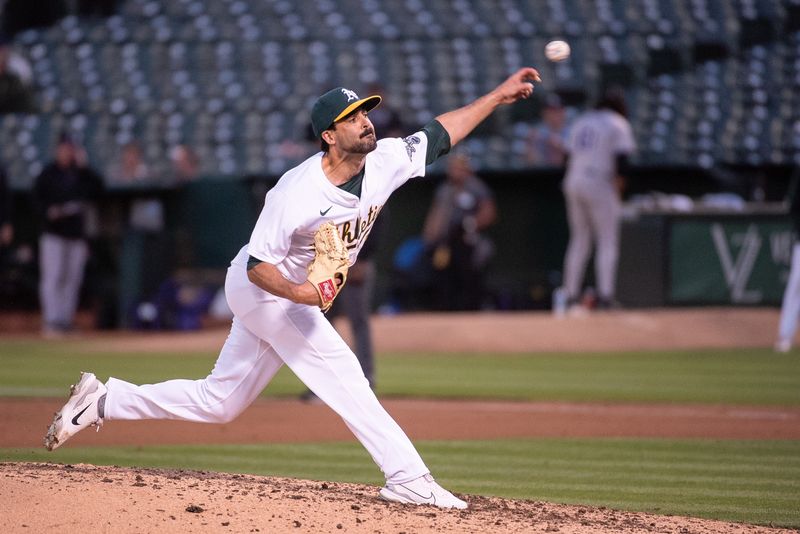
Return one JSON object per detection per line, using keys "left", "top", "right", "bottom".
{"left": 237, "top": 132, "right": 429, "bottom": 280}
{"left": 564, "top": 109, "right": 635, "bottom": 186}
{"left": 561, "top": 109, "right": 636, "bottom": 302}
{"left": 104, "top": 129, "right": 437, "bottom": 485}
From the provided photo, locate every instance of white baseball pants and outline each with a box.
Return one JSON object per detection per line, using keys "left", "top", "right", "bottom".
{"left": 562, "top": 180, "right": 621, "bottom": 301}
{"left": 39, "top": 233, "right": 88, "bottom": 328}
{"left": 777, "top": 242, "right": 800, "bottom": 345}
{"left": 104, "top": 259, "right": 429, "bottom": 484}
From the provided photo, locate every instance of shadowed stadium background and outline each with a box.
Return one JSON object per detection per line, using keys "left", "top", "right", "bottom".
{"left": 2, "top": 2, "right": 800, "bottom": 530}
{"left": 0, "top": 0, "right": 798, "bottom": 321}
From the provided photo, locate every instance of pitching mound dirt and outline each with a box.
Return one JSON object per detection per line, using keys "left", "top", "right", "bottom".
{"left": 2, "top": 463, "right": 792, "bottom": 534}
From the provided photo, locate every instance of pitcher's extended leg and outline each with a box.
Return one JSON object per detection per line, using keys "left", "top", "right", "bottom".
{"left": 239, "top": 300, "right": 427, "bottom": 484}
{"left": 104, "top": 317, "right": 282, "bottom": 423}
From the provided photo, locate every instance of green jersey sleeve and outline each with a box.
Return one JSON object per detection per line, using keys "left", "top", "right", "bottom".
{"left": 422, "top": 120, "right": 451, "bottom": 165}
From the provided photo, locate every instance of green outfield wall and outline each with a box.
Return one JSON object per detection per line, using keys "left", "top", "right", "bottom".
{"left": 3, "top": 168, "right": 793, "bottom": 315}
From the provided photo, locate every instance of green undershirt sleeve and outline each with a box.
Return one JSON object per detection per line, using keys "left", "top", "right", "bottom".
{"left": 422, "top": 119, "right": 451, "bottom": 165}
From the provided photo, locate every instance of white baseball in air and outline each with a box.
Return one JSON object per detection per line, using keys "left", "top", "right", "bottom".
{"left": 545, "top": 40, "right": 571, "bottom": 62}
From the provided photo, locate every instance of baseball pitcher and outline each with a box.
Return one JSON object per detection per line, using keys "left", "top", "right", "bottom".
{"left": 44, "top": 67, "right": 541, "bottom": 509}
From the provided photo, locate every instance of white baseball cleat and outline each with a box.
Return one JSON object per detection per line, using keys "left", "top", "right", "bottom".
{"left": 379, "top": 473, "right": 468, "bottom": 509}
{"left": 44, "top": 372, "right": 106, "bottom": 451}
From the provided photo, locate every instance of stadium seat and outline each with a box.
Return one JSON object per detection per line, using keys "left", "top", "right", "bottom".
{"left": 2, "top": 0, "right": 797, "bottom": 176}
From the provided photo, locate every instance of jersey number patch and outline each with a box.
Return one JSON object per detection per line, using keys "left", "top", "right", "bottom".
{"left": 574, "top": 126, "right": 598, "bottom": 150}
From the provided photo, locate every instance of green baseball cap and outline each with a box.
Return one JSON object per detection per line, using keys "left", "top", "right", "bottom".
{"left": 310, "top": 87, "right": 382, "bottom": 139}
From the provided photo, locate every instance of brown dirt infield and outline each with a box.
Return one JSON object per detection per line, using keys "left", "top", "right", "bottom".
{"left": 2, "top": 399, "right": 800, "bottom": 449}
{"left": 1, "top": 308, "right": 797, "bottom": 533}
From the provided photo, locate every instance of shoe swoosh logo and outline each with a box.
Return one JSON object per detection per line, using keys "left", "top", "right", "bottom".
{"left": 71, "top": 404, "right": 91, "bottom": 426}
{"left": 405, "top": 488, "right": 435, "bottom": 503}
{"left": 319, "top": 206, "right": 333, "bottom": 216}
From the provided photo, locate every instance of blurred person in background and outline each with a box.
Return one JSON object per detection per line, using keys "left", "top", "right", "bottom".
{"left": 107, "top": 141, "right": 173, "bottom": 328}
{"left": 107, "top": 141, "right": 164, "bottom": 233}
{"left": 561, "top": 89, "right": 635, "bottom": 311}
{"left": 526, "top": 94, "right": 570, "bottom": 167}
{"left": 108, "top": 141, "right": 150, "bottom": 184}
{"left": 0, "top": 159, "right": 13, "bottom": 297}
{"left": 0, "top": 33, "right": 32, "bottom": 85}
{"left": 0, "top": 161, "right": 12, "bottom": 250}
{"left": 33, "top": 133, "right": 104, "bottom": 336}
{"left": 170, "top": 144, "right": 200, "bottom": 184}
{"left": 169, "top": 143, "right": 200, "bottom": 273}
{"left": 423, "top": 151, "right": 497, "bottom": 310}
{"left": 775, "top": 176, "right": 800, "bottom": 353}
{"left": 0, "top": 34, "right": 34, "bottom": 114}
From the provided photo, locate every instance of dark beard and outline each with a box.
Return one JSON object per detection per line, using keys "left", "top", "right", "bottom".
{"left": 349, "top": 135, "right": 377, "bottom": 154}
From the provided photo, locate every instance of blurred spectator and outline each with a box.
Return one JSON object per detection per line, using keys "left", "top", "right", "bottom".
{"left": 33, "top": 133, "right": 104, "bottom": 336}
{"left": 0, "top": 161, "right": 36, "bottom": 309}
{"left": 0, "top": 159, "right": 14, "bottom": 300}
{"left": 526, "top": 95, "right": 570, "bottom": 166}
{"left": 170, "top": 144, "right": 200, "bottom": 183}
{"left": 423, "top": 152, "right": 497, "bottom": 310}
{"left": 108, "top": 141, "right": 150, "bottom": 184}
{"left": 776, "top": 176, "right": 800, "bottom": 353}
{"left": 1, "top": 36, "right": 32, "bottom": 86}
{"left": 107, "top": 141, "right": 177, "bottom": 329}
{"left": 107, "top": 141, "right": 163, "bottom": 232}
{"left": 0, "top": 36, "right": 34, "bottom": 114}
{"left": 561, "top": 89, "right": 636, "bottom": 311}
{"left": 0, "top": 161, "right": 12, "bottom": 249}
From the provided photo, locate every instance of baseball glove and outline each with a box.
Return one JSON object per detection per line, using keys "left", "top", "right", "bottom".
{"left": 307, "top": 221, "right": 349, "bottom": 312}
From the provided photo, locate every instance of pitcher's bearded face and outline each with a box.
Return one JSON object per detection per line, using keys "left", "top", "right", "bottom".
{"left": 334, "top": 109, "right": 377, "bottom": 154}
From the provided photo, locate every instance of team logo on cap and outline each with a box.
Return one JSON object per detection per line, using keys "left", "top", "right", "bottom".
{"left": 341, "top": 88, "right": 359, "bottom": 102}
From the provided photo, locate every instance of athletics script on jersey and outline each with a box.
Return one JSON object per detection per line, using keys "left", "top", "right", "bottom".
{"left": 336, "top": 203, "right": 383, "bottom": 252}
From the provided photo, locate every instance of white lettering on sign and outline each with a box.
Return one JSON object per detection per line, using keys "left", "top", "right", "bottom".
{"left": 711, "top": 223, "right": 762, "bottom": 303}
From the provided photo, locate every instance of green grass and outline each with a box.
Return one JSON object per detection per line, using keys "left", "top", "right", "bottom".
{"left": 2, "top": 341, "right": 799, "bottom": 526}
{"left": 378, "top": 349, "right": 800, "bottom": 405}
{"left": 3, "top": 438, "right": 799, "bottom": 528}
{"left": 1, "top": 341, "right": 799, "bottom": 404}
